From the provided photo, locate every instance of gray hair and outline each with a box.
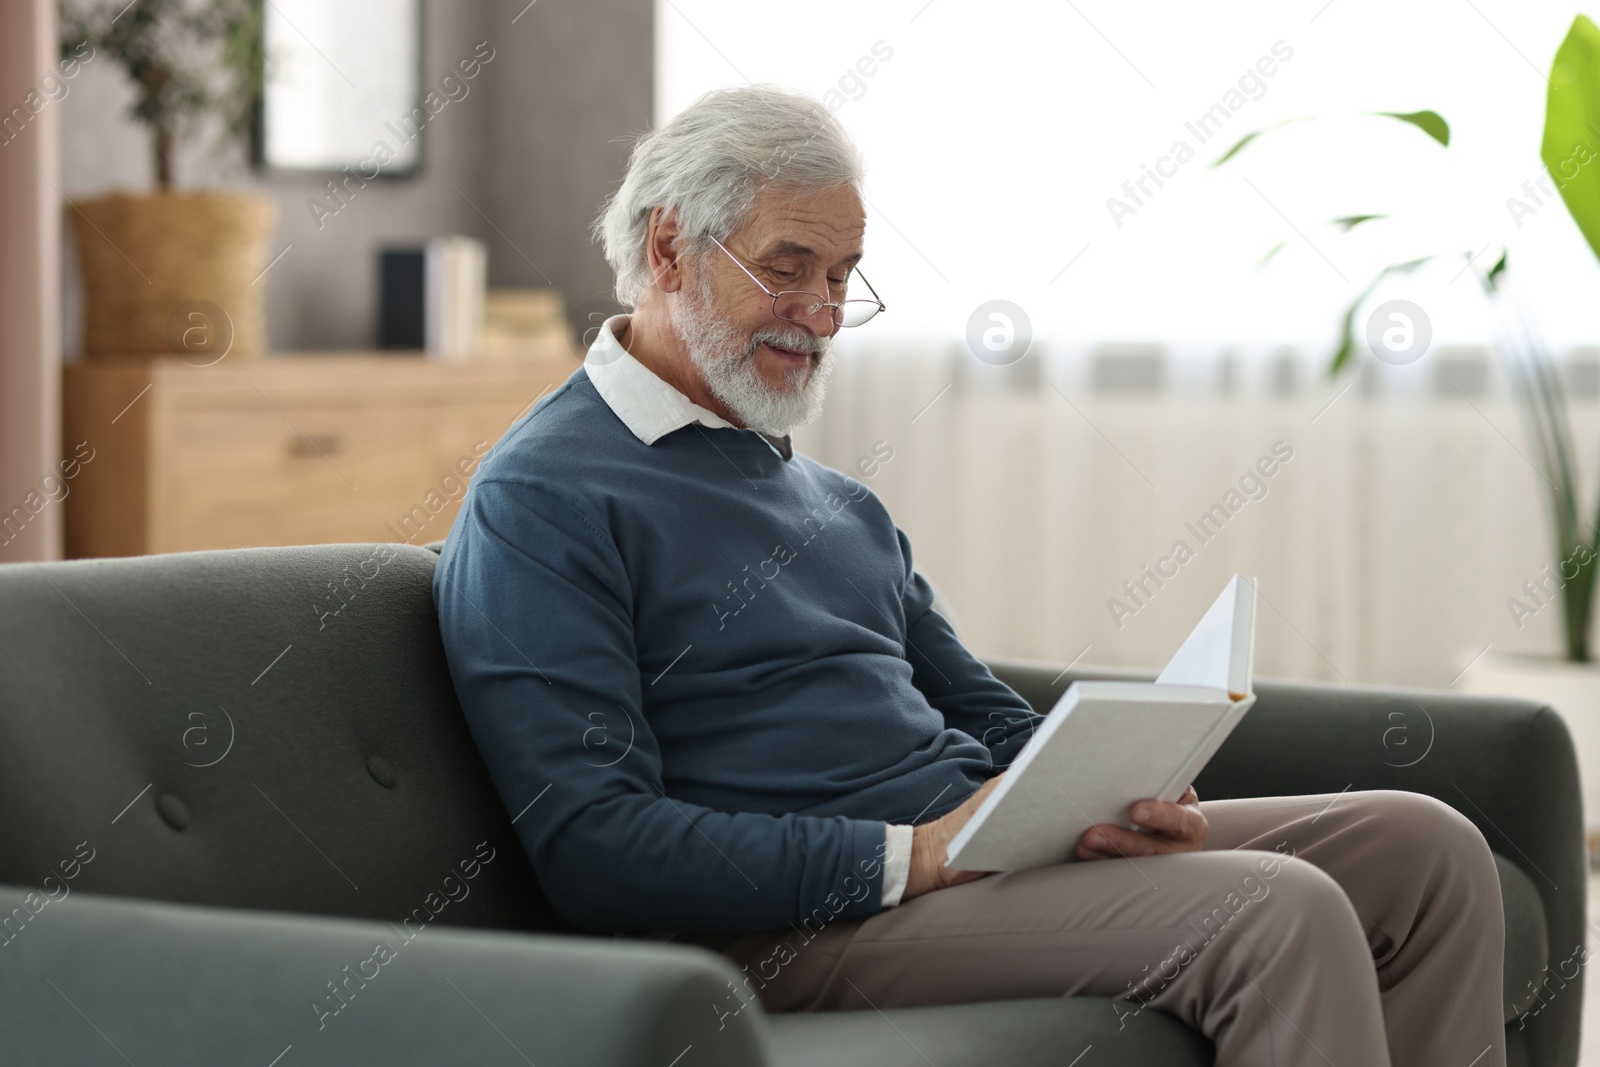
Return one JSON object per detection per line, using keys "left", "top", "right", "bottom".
{"left": 592, "top": 84, "right": 865, "bottom": 309}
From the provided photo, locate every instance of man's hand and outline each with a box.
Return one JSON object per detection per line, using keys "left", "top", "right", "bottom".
{"left": 900, "top": 772, "right": 1007, "bottom": 903}
{"left": 1077, "top": 785, "right": 1207, "bottom": 860}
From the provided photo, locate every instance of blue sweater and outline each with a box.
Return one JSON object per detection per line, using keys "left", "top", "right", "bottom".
{"left": 432, "top": 367, "right": 1042, "bottom": 934}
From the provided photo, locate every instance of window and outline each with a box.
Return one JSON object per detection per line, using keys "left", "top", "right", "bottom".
{"left": 658, "top": 1, "right": 1599, "bottom": 355}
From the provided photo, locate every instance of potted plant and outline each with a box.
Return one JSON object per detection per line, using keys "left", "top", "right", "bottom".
{"left": 60, "top": 0, "right": 276, "bottom": 362}
{"left": 1219, "top": 15, "right": 1600, "bottom": 851}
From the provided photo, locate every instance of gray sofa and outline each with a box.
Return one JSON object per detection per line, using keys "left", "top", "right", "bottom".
{"left": 0, "top": 541, "right": 1582, "bottom": 1066}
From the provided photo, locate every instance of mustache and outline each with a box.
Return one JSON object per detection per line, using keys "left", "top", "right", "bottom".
{"left": 746, "top": 326, "right": 829, "bottom": 359}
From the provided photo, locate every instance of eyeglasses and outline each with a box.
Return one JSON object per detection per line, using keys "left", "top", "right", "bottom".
{"left": 708, "top": 235, "right": 886, "bottom": 328}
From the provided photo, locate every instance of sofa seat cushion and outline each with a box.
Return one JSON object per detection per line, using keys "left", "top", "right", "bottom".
{"left": 763, "top": 995, "right": 1212, "bottom": 1067}
{"left": 1497, "top": 852, "right": 1551, "bottom": 1022}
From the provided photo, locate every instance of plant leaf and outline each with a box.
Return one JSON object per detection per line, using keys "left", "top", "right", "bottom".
{"left": 1257, "top": 215, "right": 1384, "bottom": 268}
{"left": 1257, "top": 238, "right": 1291, "bottom": 268}
{"left": 1542, "top": 15, "right": 1600, "bottom": 270}
{"left": 1326, "top": 257, "right": 1440, "bottom": 378}
{"left": 1389, "top": 255, "right": 1435, "bottom": 274}
{"left": 1373, "top": 110, "right": 1451, "bottom": 146}
{"left": 1329, "top": 313, "right": 1359, "bottom": 377}
{"left": 1211, "top": 118, "right": 1301, "bottom": 167}
{"left": 1214, "top": 130, "right": 1265, "bottom": 167}
{"left": 1328, "top": 279, "right": 1379, "bottom": 378}
{"left": 1331, "top": 214, "right": 1387, "bottom": 232}
{"left": 1485, "top": 249, "right": 1509, "bottom": 291}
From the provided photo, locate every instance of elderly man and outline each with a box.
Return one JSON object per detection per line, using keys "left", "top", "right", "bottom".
{"left": 432, "top": 84, "right": 1505, "bottom": 1067}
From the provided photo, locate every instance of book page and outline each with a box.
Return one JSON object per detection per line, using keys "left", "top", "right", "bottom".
{"left": 1155, "top": 574, "right": 1258, "bottom": 697}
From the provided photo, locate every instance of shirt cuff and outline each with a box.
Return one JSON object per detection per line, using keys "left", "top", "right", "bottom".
{"left": 879, "top": 823, "right": 915, "bottom": 907}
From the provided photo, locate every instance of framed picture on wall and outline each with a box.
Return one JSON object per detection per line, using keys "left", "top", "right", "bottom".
{"left": 255, "top": 0, "right": 423, "bottom": 177}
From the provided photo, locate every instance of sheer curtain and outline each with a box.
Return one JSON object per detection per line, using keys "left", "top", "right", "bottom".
{"left": 795, "top": 339, "right": 1597, "bottom": 687}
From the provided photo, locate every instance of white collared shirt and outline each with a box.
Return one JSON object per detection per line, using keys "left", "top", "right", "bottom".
{"left": 583, "top": 314, "right": 792, "bottom": 461}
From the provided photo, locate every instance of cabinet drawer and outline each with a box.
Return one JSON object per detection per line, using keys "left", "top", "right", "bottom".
{"left": 155, "top": 400, "right": 521, "bottom": 548}
{"left": 64, "top": 353, "right": 569, "bottom": 558}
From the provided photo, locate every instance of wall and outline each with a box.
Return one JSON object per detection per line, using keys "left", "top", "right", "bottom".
{"left": 57, "top": 0, "right": 652, "bottom": 353}
{"left": 0, "top": 0, "right": 62, "bottom": 562}
{"left": 481, "top": 0, "right": 655, "bottom": 323}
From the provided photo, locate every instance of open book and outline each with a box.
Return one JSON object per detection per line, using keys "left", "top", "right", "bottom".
{"left": 944, "top": 575, "right": 1259, "bottom": 872}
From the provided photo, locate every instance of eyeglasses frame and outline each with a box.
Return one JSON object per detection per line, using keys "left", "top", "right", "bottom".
{"left": 706, "top": 234, "right": 887, "bottom": 328}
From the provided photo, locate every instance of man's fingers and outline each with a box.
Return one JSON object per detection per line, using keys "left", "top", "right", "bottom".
{"left": 1078, "top": 793, "right": 1211, "bottom": 861}
{"left": 1130, "top": 799, "right": 1201, "bottom": 838}
{"left": 1082, "top": 824, "right": 1166, "bottom": 858}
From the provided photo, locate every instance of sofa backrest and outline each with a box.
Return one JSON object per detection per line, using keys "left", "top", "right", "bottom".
{"left": 0, "top": 543, "right": 583, "bottom": 937}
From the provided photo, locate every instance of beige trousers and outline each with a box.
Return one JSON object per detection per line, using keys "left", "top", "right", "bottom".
{"left": 675, "top": 790, "right": 1506, "bottom": 1067}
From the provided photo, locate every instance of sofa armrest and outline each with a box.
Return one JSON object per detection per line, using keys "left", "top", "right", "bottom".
{"left": 984, "top": 655, "right": 1586, "bottom": 1067}
{"left": 0, "top": 885, "right": 772, "bottom": 1066}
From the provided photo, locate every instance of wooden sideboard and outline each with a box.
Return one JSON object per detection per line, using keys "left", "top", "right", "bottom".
{"left": 62, "top": 352, "right": 577, "bottom": 558}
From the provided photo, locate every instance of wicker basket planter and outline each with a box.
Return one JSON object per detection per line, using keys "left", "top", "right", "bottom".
{"left": 68, "top": 191, "right": 278, "bottom": 362}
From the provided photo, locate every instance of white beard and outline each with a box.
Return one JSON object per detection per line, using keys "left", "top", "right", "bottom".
{"left": 669, "top": 266, "right": 835, "bottom": 437}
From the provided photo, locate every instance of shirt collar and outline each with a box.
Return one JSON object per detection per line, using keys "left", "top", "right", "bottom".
{"left": 583, "top": 313, "right": 793, "bottom": 461}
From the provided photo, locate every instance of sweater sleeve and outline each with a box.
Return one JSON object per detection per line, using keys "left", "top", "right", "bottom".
{"left": 894, "top": 526, "right": 1044, "bottom": 773}
{"left": 433, "top": 476, "right": 893, "bottom": 934}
